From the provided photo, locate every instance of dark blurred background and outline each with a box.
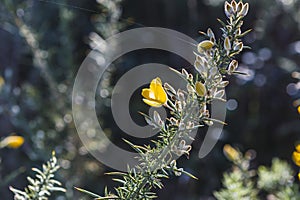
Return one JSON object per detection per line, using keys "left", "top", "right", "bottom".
{"left": 0, "top": 0, "right": 300, "bottom": 199}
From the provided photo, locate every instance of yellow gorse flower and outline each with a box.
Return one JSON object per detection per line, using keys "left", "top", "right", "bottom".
{"left": 0, "top": 136, "right": 24, "bottom": 149}
{"left": 293, "top": 151, "right": 300, "bottom": 167}
{"left": 223, "top": 144, "right": 240, "bottom": 161}
{"left": 142, "top": 77, "right": 167, "bottom": 107}
{"left": 292, "top": 144, "right": 300, "bottom": 167}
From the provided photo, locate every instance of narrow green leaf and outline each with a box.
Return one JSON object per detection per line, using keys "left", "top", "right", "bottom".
{"left": 74, "top": 187, "right": 101, "bottom": 198}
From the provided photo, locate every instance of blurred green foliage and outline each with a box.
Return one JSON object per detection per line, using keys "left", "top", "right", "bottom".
{"left": 215, "top": 146, "right": 300, "bottom": 199}
{"left": 10, "top": 152, "right": 66, "bottom": 200}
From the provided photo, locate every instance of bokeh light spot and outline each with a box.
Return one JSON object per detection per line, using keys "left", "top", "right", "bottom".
{"left": 286, "top": 83, "right": 298, "bottom": 96}
{"left": 254, "top": 74, "right": 267, "bottom": 87}
{"left": 258, "top": 48, "right": 272, "bottom": 61}
{"left": 242, "top": 52, "right": 257, "bottom": 65}
{"left": 227, "top": 99, "right": 238, "bottom": 111}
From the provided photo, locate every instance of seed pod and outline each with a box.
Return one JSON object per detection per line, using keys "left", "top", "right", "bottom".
{"left": 209, "top": 67, "right": 219, "bottom": 77}
{"left": 214, "top": 73, "right": 222, "bottom": 81}
{"left": 164, "top": 82, "right": 176, "bottom": 94}
{"left": 144, "top": 116, "right": 154, "bottom": 126}
{"left": 224, "top": 37, "right": 231, "bottom": 52}
{"left": 231, "top": 0, "right": 237, "bottom": 13}
{"left": 153, "top": 111, "right": 161, "bottom": 125}
{"left": 182, "top": 69, "right": 189, "bottom": 78}
{"left": 214, "top": 89, "right": 225, "bottom": 99}
{"left": 169, "top": 117, "right": 178, "bottom": 125}
{"left": 224, "top": 1, "right": 233, "bottom": 18}
{"left": 157, "top": 119, "right": 165, "bottom": 128}
{"left": 196, "top": 54, "right": 205, "bottom": 64}
{"left": 239, "top": 3, "right": 249, "bottom": 17}
{"left": 177, "top": 90, "right": 185, "bottom": 102}
{"left": 233, "top": 41, "right": 243, "bottom": 52}
{"left": 194, "top": 62, "right": 204, "bottom": 74}
{"left": 199, "top": 104, "right": 207, "bottom": 115}
{"left": 228, "top": 60, "right": 238, "bottom": 74}
{"left": 210, "top": 87, "right": 217, "bottom": 97}
{"left": 188, "top": 73, "right": 193, "bottom": 81}
{"left": 194, "top": 60, "right": 200, "bottom": 68}
{"left": 170, "top": 160, "right": 177, "bottom": 168}
{"left": 235, "top": 28, "right": 241, "bottom": 36}
{"left": 237, "top": 1, "right": 243, "bottom": 13}
{"left": 175, "top": 101, "right": 183, "bottom": 112}
{"left": 178, "top": 122, "right": 185, "bottom": 131}
{"left": 186, "top": 121, "right": 194, "bottom": 129}
{"left": 218, "top": 81, "right": 229, "bottom": 88}
{"left": 195, "top": 81, "right": 207, "bottom": 97}
{"left": 186, "top": 84, "right": 195, "bottom": 94}
{"left": 195, "top": 60, "right": 207, "bottom": 77}
{"left": 207, "top": 28, "right": 215, "bottom": 43}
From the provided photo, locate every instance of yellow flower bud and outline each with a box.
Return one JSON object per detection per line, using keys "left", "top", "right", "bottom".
{"left": 296, "top": 144, "right": 300, "bottom": 153}
{"left": 297, "top": 106, "right": 300, "bottom": 114}
{"left": 292, "top": 151, "right": 300, "bottom": 167}
{"left": 224, "top": 1, "right": 233, "bottom": 18}
{"left": 239, "top": 3, "right": 249, "bottom": 17}
{"left": 207, "top": 28, "right": 215, "bottom": 43}
{"left": 228, "top": 60, "right": 238, "bottom": 74}
{"left": 224, "top": 37, "right": 231, "bottom": 52}
{"left": 231, "top": 0, "right": 237, "bottom": 12}
{"left": 198, "top": 40, "right": 214, "bottom": 53}
{"left": 233, "top": 42, "right": 243, "bottom": 52}
{"left": 142, "top": 77, "right": 168, "bottom": 107}
{"left": 195, "top": 81, "right": 207, "bottom": 97}
{"left": 298, "top": 172, "right": 300, "bottom": 181}
{"left": 223, "top": 144, "right": 240, "bottom": 161}
{"left": 1, "top": 136, "right": 24, "bottom": 149}
{"left": 237, "top": 1, "right": 243, "bottom": 13}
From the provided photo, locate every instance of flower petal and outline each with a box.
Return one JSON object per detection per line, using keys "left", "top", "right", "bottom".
{"left": 155, "top": 85, "right": 167, "bottom": 104}
{"left": 142, "top": 77, "right": 168, "bottom": 107}
{"left": 150, "top": 77, "right": 162, "bottom": 90}
{"left": 142, "top": 88, "right": 153, "bottom": 99}
{"left": 143, "top": 99, "right": 163, "bottom": 107}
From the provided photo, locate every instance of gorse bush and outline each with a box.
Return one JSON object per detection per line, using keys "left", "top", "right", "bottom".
{"left": 5, "top": 0, "right": 300, "bottom": 199}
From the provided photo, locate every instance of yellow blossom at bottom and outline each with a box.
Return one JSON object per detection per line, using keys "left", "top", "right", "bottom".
{"left": 195, "top": 81, "right": 207, "bottom": 97}
{"left": 298, "top": 172, "right": 300, "bottom": 181}
{"left": 292, "top": 151, "right": 300, "bottom": 167}
{"left": 0, "top": 136, "right": 24, "bottom": 149}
